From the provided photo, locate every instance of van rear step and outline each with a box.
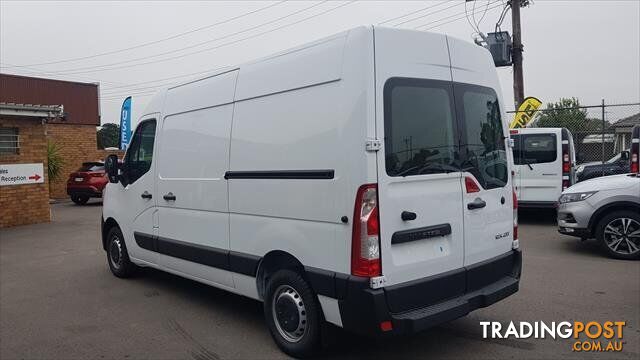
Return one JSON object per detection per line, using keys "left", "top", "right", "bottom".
{"left": 392, "top": 276, "right": 519, "bottom": 334}
{"left": 337, "top": 250, "right": 521, "bottom": 336}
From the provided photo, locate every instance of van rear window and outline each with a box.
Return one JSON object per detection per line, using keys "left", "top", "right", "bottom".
{"left": 511, "top": 134, "right": 557, "bottom": 164}
{"left": 383, "top": 78, "right": 508, "bottom": 190}
{"left": 384, "top": 78, "right": 458, "bottom": 177}
{"left": 455, "top": 84, "right": 508, "bottom": 189}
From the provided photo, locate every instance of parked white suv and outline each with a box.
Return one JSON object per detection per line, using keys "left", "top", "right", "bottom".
{"left": 558, "top": 173, "right": 640, "bottom": 259}
{"left": 101, "top": 26, "right": 521, "bottom": 357}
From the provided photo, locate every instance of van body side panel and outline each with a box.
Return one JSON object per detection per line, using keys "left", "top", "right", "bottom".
{"left": 229, "top": 28, "right": 373, "bottom": 275}
{"left": 373, "top": 27, "right": 465, "bottom": 287}
{"left": 154, "top": 71, "right": 238, "bottom": 288}
{"left": 234, "top": 34, "right": 346, "bottom": 102}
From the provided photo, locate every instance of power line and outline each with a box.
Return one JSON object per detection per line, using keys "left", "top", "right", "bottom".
{"left": 413, "top": 0, "right": 503, "bottom": 30}
{"left": 392, "top": 1, "right": 465, "bottom": 27}
{"left": 3, "top": 1, "right": 353, "bottom": 92}
{"left": 0, "top": 1, "right": 286, "bottom": 69}
{"left": 377, "top": 0, "right": 454, "bottom": 25}
{"left": 32, "top": 1, "right": 330, "bottom": 75}
{"left": 96, "top": 2, "right": 357, "bottom": 97}
{"left": 424, "top": 2, "right": 503, "bottom": 31}
{"left": 105, "top": 0, "right": 487, "bottom": 98}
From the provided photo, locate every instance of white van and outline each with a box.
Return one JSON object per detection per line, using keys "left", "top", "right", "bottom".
{"left": 101, "top": 26, "right": 521, "bottom": 357}
{"left": 510, "top": 127, "right": 576, "bottom": 208}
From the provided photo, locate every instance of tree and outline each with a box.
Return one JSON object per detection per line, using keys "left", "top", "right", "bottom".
{"left": 97, "top": 123, "right": 120, "bottom": 149}
{"left": 535, "top": 97, "right": 605, "bottom": 133}
{"left": 47, "top": 141, "right": 65, "bottom": 184}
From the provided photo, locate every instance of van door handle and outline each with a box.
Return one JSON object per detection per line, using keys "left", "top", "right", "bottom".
{"left": 467, "top": 198, "right": 486, "bottom": 210}
{"left": 163, "top": 192, "right": 176, "bottom": 201}
{"left": 140, "top": 191, "right": 152, "bottom": 199}
{"left": 401, "top": 211, "right": 417, "bottom": 221}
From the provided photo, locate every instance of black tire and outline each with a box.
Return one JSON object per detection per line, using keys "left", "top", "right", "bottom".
{"left": 264, "top": 270, "right": 322, "bottom": 358}
{"left": 106, "top": 226, "right": 137, "bottom": 277}
{"left": 71, "top": 195, "right": 89, "bottom": 205}
{"left": 595, "top": 210, "right": 640, "bottom": 260}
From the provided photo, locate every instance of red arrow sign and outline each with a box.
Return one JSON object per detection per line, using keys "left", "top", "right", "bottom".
{"left": 28, "top": 174, "right": 41, "bottom": 181}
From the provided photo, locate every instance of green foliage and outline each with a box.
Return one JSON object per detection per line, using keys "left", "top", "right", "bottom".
{"left": 47, "top": 141, "right": 65, "bottom": 184}
{"left": 535, "top": 97, "right": 605, "bottom": 133}
{"left": 97, "top": 123, "right": 120, "bottom": 149}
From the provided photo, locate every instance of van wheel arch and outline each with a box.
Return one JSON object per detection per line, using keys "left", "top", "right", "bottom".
{"left": 102, "top": 217, "right": 121, "bottom": 251}
{"left": 256, "top": 251, "right": 305, "bottom": 300}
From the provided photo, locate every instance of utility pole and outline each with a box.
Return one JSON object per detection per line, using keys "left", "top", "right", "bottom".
{"left": 511, "top": 0, "right": 525, "bottom": 109}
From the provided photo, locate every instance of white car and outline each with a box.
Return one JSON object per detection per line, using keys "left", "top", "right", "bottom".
{"left": 101, "top": 26, "right": 521, "bottom": 357}
{"left": 558, "top": 173, "right": 640, "bottom": 260}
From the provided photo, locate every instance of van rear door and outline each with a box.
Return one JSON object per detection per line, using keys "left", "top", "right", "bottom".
{"left": 516, "top": 130, "right": 561, "bottom": 203}
{"left": 373, "top": 29, "right": 465, "bottom": 294}
{"left": 447, "top": 36, "right": 514, "bottom": 266}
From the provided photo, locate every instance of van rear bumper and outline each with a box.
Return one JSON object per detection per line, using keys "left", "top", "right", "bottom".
{"left": 337, "top": 249, "right": 522, "bottom": 336}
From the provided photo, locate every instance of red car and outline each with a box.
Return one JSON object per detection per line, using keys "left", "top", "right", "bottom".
{"left": 66, "top": 161, "right": 108, "bottom": 205}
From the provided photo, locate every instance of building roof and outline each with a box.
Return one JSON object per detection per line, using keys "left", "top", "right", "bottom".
{"left": 0, "top": 102, "right": 64, "bottom": 119}
{"left": 610, "top": 112, "right": 640, "bottom": 128}
{"left": 0, "top": 73, "right": 99, "bottom": 125}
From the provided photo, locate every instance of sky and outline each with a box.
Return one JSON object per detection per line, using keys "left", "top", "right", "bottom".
{"left": 1, "top": 0, "right": 639, "bottom": 128}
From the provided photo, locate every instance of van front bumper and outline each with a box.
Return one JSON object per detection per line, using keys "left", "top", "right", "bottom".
{"left": 336, "top": 249, "right": 522, "bottom": 336}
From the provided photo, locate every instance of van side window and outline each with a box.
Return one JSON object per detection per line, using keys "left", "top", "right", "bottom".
{"left": 512, "top": 134, "right": 557, "bottom": 165}
{"left": 124, "top": 120, "right": 156, "bottom": 184}
{"left": 456, "top": 85, "right": 508, "bottom": 189}
{"left": 384, "top": 78, "right": 458, "bottom": 177}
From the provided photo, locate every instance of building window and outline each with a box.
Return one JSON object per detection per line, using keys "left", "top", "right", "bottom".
{"left": 0, "top": 127, "right": 19, "bottom": 155}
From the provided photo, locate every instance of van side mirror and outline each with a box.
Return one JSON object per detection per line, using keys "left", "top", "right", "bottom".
{"left": 105, "top": 154, "right": 120, "bottom": 183}
{"left": 620, "top": 151, "right": 630, "bottom": 161}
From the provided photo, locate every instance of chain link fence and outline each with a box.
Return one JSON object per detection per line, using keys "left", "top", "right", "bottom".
{"left": 507, "top": 102, "right": 640, "bottom": 167}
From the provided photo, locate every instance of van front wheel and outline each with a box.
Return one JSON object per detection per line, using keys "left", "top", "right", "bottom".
{"left": 264, "top": 270, "right": 321, "bottom": 358}
{"left": 106, "top": 227, "right": 137, "bottom": 277}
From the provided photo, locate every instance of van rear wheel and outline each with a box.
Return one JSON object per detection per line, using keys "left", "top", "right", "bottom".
{"left": 106, "top": 227, "right": 137, "bottom": 277}
{"left": 264, "top": 270, "right": 321, "bottom": 358}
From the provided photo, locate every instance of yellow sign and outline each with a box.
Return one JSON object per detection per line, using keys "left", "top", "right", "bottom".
{"left": 509, "top": 96, "right": 542, "bottom": 129}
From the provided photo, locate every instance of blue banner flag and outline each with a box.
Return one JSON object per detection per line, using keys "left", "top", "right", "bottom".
{"left": 120, "top": 96, "right": 132, "bottom": 150}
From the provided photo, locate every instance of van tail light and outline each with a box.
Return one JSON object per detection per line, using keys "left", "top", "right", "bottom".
{"left": 562, "top": 153, "right": 570, "bottom": 173}
{"left": 561, "top": 141, "right": 572, "bottom": 189}
{"left": 351, "top": 184, "right": 381, "bottom": 277}
{"left": 465, "top": 176, "right": 480, "bottom": 193}
{"left": 631, "top": 138, "right": 639, "bottom": 174}
{"left": 512, "top": 189, "right": 519, "bottom": 246}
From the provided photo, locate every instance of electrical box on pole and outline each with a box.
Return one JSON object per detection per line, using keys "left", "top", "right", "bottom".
{"left": 485, "top": 32, "right": 513, "bottom": 67}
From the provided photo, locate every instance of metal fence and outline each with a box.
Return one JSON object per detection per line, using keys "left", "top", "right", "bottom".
{"left": 507, "top": 102, "right": 640, "bottom": 165}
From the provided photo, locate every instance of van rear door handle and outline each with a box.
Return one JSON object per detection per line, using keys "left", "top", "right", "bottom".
{"left": 140, "top": 191, "right": 152, "bottom": 199}
{"left": 163, "top": 192, "right": 176, "bottom": 201}
{"left": 401, "top": 211, "right": 417, "bottom": 221}
{"left": 467, "top": 198, "right": 486, "bottom": 210}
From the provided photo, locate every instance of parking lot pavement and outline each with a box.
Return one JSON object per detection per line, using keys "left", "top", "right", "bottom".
{"left": 1, "top": 203, "right": 638, "bottom": 360}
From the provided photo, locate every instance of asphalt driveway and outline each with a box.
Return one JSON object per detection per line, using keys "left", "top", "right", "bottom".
{"left": 1, "top": 202, "right": 638, "bottom": 359}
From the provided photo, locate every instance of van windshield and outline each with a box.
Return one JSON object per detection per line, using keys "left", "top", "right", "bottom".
{"left": 384, "top": 78, "right": 508, "bottom": 189}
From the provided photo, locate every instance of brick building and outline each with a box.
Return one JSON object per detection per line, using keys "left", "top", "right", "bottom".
{"left": 0, "top": 104, "right": 61, "bottom": 227}
{"left": 0, "top": 74, "right": 118, "bottom": 227}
